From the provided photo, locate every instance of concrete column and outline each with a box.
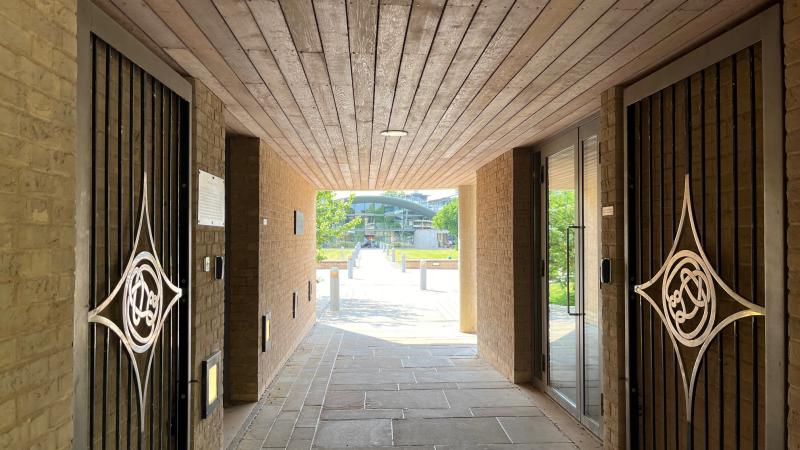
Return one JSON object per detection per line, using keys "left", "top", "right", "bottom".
{"left": 330, "top": 268, "right": 340, "bottom": 312}
{"left": 458, "top": 184, "right": 477, "bottom": 333}
{"left": 419, "top": 260, "right": 427, "bottom": 290}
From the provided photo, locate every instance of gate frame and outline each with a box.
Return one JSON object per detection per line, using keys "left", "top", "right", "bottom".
{"left": 621, "top": 5, "right": 784, "bottom": 449}
{"left": 74, "top": 1, "right": 193, "bottom": 448}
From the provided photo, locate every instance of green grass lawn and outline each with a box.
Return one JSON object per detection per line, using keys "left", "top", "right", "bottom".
{"left": 394, "top": 248, "right": 458, "bottom": 260}
{"left": 318, "top": 248, "right": 353, "bottom": 261}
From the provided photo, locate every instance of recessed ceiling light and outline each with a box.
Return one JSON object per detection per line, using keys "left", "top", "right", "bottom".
{"left": 380, "top": 130, "right": 408, "bottom": 137}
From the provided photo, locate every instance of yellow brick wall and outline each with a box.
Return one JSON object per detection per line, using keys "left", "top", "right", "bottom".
{"left": 257, "top": 139, "right": 317, "bottom": 396}
{"left": 225, "top": 136, "right": 261, "bottom": 402}
{"left": 475, "top": 148, "right": 533, "bottom": 384}
{"left": 0, "top": 0, "right": 77, "bottom": 448}
{"left": 225, "top": 136, "right": 317, "bottom": 403}
{"left": 599, "top": 86, "right": 626, "bottom": 450}
{"left": 191, "top": 79, "right": 226, "bottom": 450}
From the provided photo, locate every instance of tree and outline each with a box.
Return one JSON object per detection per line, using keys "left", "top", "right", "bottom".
{"left": 432, "top": 198, "right": 458, "bottom": 241}
{"left": 547, "top": 189, "right": 575, "bottom": 305}
{"left": 316, "top": 191, "right": 362, "bottom": 261}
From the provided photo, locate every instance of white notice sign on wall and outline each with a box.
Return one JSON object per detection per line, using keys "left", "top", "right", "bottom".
{"left": 198, "top": 170, "right": 225, "bottom": 227}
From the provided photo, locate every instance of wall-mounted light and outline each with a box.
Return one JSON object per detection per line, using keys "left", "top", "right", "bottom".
{"left": 380, "top": 130, "right": 407, "bottom": 137}
{"left": 262, "top": 313, "right": 271, "bottom": 352}
{"left": 201, "top": 351, "right": 221, "bottom": 419}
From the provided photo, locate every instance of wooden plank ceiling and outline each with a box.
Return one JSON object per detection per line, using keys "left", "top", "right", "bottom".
{"left": 95, "top": 0, "right": 768, "bottom": 189}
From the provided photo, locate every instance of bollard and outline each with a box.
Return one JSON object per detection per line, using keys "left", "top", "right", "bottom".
{"left": 391, "top": 248, "right": 396, "bottom": 262}
{"left": 347, "top": 257, "right": 353, "bottom": 279}
{"left": 330, "top": 268, "right": 340, "bottom": 312}
{"left": 420, "top": 259, "right": 427, "bottom": 290}
{"left": 401, "top": 254, "right": 406, "bottom": 272}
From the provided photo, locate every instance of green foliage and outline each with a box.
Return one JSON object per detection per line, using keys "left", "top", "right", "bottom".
{"left": 547, "top": 189, "right": 575, "bottom": 306}
{"left": 432, "top": 198, "right": 459, "bottom": 239}
{"left": 316, "top": 191, "right": 362, "bottom": 261}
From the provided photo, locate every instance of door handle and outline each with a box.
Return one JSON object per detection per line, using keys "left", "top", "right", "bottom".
{"left": 565, "top": 225, "right": 584, "bottom": 317}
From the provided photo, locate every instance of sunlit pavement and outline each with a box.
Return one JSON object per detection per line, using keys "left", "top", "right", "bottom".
{"left": 229, "top": 249, "right": 598, "bottom": 449}
{"left": 315, "top": 249, "right": 472, "bottom": 345}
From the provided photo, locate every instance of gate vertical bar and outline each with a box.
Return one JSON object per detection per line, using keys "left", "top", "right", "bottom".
{"left": 89, "top": 33, "right": 97, "bottom": 450}
{"left": 102, "top": 40, "right": 111, "bottom": 450}
{"left": 115, "top": 47, "right": 122, "bottom": 450}
{"left": 748, "top": 45, "right": 759, "bottom": 450}
{"left": 731, "top": 53, "right": 741, "bottom": 450}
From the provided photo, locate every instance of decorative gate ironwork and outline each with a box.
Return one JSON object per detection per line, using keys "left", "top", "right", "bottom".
{"left": 627, "top": 44, "right": 768, "bottom": 449}
{"left": 87, "top": 34, "right": 190, "bottom": 449}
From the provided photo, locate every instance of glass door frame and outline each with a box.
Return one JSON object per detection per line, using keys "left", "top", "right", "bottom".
{"left": 538, "top": 118, "right": 603, "bottom": 438}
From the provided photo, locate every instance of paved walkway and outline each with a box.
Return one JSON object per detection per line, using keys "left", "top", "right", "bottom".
{"left": 229, "top": 249, "right": 597, "bottom": 449}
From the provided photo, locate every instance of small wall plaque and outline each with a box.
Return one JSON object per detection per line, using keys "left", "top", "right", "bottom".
{"left": 602, "top": 205, "right": 614, "bottom": 217}
{"left": 198, "top": 171, "right": 225, "bottom": 227}
{"left": 201, "top": 351, "right": 222, "bottom": 419}
{"left": 294, "top": 210, "right": 304, "bottom": 235}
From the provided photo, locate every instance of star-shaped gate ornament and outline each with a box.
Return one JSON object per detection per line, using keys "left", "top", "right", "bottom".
{"left": 88, "top": 174, "right": 182, "bottom": 429}
{"left": 634, "top": 175, "right": 764, "bottom": 417}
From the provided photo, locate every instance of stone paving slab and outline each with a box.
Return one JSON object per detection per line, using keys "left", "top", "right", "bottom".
{"left": 392, "top": 418, "right": 511, "bottom": 446}
{"left": 365, "top": 389, "right": 449, "bottom": 409}
{"left": 323, "top": 390, "right": 365, "bottom": 409}
{"left": 443, "top": 389, "right": 535, "bottom": 409}
{"left": 320, "top": 409, "right": 403, "bottom": 421}
{"left": 435, "top": 445, "right": 577, "bottom": 450}
{"left": 497, "top": 416, "right": 573, "bottom": 444}
{"left": 313, "top": 419, "right": 393, "bottom": 448}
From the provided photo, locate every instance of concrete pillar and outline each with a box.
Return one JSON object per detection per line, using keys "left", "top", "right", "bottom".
{"left": 401, "top": 254, "right": 406, "bottom": 272}
{"left": 330, "top": 268, "right": 340, "bottom": 312}
{"left": 419, "top": 260, "right": 427, "bottom": 290}
{"left": 458, "top": 184, "right": 477, "bottom": 333}
{"left": 391, "top": 248, "right": 396, "bottom": 262}
{"left": 347, "top": 257, "right": 353, "bottom": 279}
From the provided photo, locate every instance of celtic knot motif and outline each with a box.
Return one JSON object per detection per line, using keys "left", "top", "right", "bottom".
{"left": 661, "top": 250, "right": 716, "bottom": 347}
{"left": 87, "top": 175, "right": 182, "bottom": 430}
{"left": 634, "top": 175, "right": 763, "bottom": 419}
{"left": 123, "top": 251, "right": 163, "bottom": 353}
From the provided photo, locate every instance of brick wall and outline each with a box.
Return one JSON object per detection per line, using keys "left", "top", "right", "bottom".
{"left": 599, "top": 86, "right": 626, "bottom": 450}
{"left": 0, "top": 0, "right": 77, "bottom": 448}
{"left": 257, "top": 139, "right": 317, "bottom": 396}
{"left": 225, "top": 136, "right": 260, "bottom": 402}
{"left": 191, "top": 79, "right": 226, "bottom": 450}
{"left": 458, "top": 184, "right": 477, "bottom": 333}
{"left": 475, "top": 148, "right": 533, "bottom": 383}
{"left": 784, "top": 2, "right": 800, "bottom": 447}
{"left": 225, "top": 136, "right": 317, "bottom": 403}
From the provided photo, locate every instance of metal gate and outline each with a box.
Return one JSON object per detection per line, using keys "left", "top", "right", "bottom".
{"left": 624, "top": 20, "right": 786, "bottom": 447}
{"left": 85, "top": 34, "right": 191, "bottom": 449}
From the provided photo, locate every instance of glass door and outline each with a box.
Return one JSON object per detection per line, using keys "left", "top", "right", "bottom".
{"left": 543, "top": 122, "right": 602, "bottom": 436}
